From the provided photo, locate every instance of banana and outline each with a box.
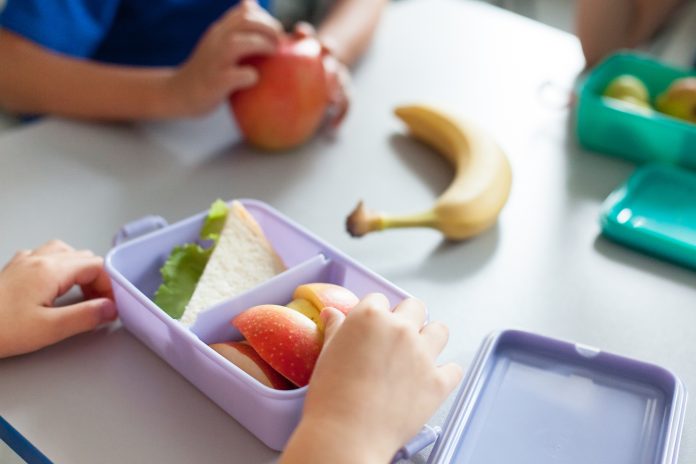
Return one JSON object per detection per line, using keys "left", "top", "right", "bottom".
{"left": 346, "top": 104, "right": 512, "bottom": 240}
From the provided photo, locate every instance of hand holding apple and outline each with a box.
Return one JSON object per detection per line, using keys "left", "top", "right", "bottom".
{"left": 229, "top": 26, "right": 349, "bottom": 151}
{"left": 293, "top": 22, "right": 350, "bottom": 128}
{"left": 168, "top": 0, "right": 283, "bottom": 117}
{"left": 280, "top": 295, "right": 463, "bottom": 464}
{"left": 211, "top": 282, "right": 359, "bottom": 388}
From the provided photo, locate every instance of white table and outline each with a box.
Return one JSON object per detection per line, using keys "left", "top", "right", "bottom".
{"left": 1, "top": 0, "right": 694, "bottom": 462}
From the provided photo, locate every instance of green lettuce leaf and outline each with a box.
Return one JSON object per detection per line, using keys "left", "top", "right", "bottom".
{"left": 153, "top": 200, "right": 229, "bottom": 319}
{"left": 200, "top": 199, "right": 228, "bottom": 243}
{"left": 154, "top": 244, "right": 212, "bottom": 319}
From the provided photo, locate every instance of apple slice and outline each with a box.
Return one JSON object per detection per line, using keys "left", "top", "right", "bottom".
{"left": 287, "top": 298, "right": 324, "bottom": 330}
{"left": 233, "top": 305, "right": 323, "bottom": 387}
{"left": 210, "top": 341, "right": 295, "bottom": 390}
{"left": 293, "top": 283, "right": 359, "bottom": 316}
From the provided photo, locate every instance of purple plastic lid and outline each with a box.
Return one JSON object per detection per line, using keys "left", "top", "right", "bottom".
{"left": 427, "top": 330, "right": 687, "bottom": 464}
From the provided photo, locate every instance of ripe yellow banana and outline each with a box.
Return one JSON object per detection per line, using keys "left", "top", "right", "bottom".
{"left": 346, "top": 104, "right": 512, "bottom": 240}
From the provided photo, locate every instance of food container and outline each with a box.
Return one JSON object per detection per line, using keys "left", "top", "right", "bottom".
{"left": 105, "top": 199, "right": 411, "bottom": 451}
{"left": 576, "top": 52, "right": 696, "bottom": 169}
{"left": 107, "top": 200, "right": 687, "bottom": 460}
{"left": 425, "top": 330, "right": 687, "bottom": 464}
{"left": 600, "top": 163, "right": 696, "bottom": 270}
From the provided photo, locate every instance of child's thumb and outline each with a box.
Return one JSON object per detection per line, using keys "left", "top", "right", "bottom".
{"left": 51, "top": 298, "right": 117, "bottom": 341}
{"left": 320, "top": 307, "right": 345, "bottom": 344}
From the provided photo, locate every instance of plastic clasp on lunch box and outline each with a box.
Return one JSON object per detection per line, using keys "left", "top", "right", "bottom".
{"left": 113, "top": 215, "right": 169, "bottom": 246}
{"left": 393, "top": 425, "right": 442, "bottom": 462}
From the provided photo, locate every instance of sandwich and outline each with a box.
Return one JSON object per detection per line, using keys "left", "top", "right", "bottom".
{"left": 154, "top": 200, "right": 285, "bottom": 326}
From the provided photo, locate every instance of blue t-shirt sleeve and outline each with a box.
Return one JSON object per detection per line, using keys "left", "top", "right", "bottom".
{"left": 0, "top": 0, "right": 121, "bottom": 58}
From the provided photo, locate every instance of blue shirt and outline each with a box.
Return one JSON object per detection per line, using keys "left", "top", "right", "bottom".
{"left": 0, "top": 0, "right": 271, "bottom": 66}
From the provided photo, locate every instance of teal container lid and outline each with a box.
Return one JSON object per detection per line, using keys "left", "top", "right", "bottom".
{"left": 576, "top": 52, "right": 696, "bottom": 169}
{"left": 600, "top": 163, "right": 696, "bottom": 270}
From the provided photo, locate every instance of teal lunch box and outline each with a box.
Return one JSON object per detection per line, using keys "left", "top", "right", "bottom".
{"left": 576, "top": 52, "right": 696, "bottom": 169}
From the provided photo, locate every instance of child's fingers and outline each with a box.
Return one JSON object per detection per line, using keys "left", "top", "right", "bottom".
{"left": 436, "top": 362, "right": 464, "bottom": 397}
{"left": 320, "top": 307, "right": 345, "bottom": 345}
{"left": 222, "top": 5, "right": 282, "bottom": 42}
{"left": 52, "top": 255, "right": 113, "bottom": 300}
{"left": 225, "top": 66, "right": 259, "bottom": 91}
{"left": 350, "top": 293, "right": 390, "bottom": 316}
{"left": 8, "top": 249, "right": 31, "bottom": 264}
{"left": 31, "top": 239, "right": 75, "bottom": 255}
{"left": 226, "top": 33, "right": 277, "bottom": 64}
{"left": 419, "top": 321, "right": 449, "bottom": 359}
{"left": 230, "top": 16, "right": 282, "bottom": 43}
{"left": 240, "top": 10, "right": 283, "bottom": 38}
{"left": 392, "top": 298, "right": 426, "bottom": 328}
{"left": 293, "top": 21, "right": 316, "bottom": 38}
{"left": 46, "top": 298, "right": 117, "bottom": 343}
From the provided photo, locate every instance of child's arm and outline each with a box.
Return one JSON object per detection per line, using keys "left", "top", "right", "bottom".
{"left": 280, "top": 294, "right": 463, "bottom": 464}
{"left": 0, "top": 240, "right": 117, "bottom": 359}
{"left": 576, "top": 0, "right": 685, "bottom": 67}
{"left": 0, "top": 1, "right": 282, "bottom": 120}
{"left": 316, "top": 0, "right": 388, "bottom": 67}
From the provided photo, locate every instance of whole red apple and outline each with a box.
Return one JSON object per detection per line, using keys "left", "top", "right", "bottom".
{"left": 230, "top": 33, "right": 332, "bottom": 151}
{"left": 233, "top": 304, "right": 323, "bottom": 387}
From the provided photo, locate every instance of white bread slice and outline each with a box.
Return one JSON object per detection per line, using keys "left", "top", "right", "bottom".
{"left": 180, "top": 201, "right": 285, "bottom": 327}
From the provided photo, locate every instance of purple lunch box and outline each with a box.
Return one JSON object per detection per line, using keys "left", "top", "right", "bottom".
{"left": 105, "top": 199, "right": 412, "bottom": 451}
{"left": 106, "top": 200, "right": 687, "bottom": 462}
{"left": 426, "top": 330, "right": 687, "bottom": 464}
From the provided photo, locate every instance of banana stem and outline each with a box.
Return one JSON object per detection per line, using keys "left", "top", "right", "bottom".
{"left": 381, "top": 210, "right": 438, "bottom": 230}
{"left": 346, "top": 200, "right": 438, "bottom": 237}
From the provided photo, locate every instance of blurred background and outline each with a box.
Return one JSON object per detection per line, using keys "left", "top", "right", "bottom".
{"left": 0, "top": 0, "right": 575, "bottom": 30}
{"left": 483, "top": 0, "right": 574, "bottom": 31}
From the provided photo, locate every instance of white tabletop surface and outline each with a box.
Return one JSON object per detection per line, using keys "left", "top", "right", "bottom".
{"left": 1, "top": 0, "right": 695, "bottom": 463}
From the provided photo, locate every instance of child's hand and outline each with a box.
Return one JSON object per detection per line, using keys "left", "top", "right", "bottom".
{"left": 281, "top": 294, "right": 463, "bottom": 464}
{"left": 0, "top": 240, "right": 117, "bottom": 359}
{"left": 166, "top": 0, "right": 283, "bottom": 116}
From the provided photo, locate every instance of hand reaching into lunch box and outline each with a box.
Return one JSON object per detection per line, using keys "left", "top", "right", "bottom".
{"left": 280, "top": 294, "right": 463, "bottom": 464}
{"left": 0, "top": 240, "right": 117, "bottom": 359}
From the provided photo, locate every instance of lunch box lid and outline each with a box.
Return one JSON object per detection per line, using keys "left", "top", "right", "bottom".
{"left": 600, "top": 163, "right": 696, "bottom": 270}
{"left": 419, "top": 329, "right": 686, "bottom": 464}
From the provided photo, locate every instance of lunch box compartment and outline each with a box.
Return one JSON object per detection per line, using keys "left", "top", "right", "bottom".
{"left": 575, "top": 52, "right": 696, "bottom": 169}
{"left": 106, "top": 199, "right": 411, "bottom": 450}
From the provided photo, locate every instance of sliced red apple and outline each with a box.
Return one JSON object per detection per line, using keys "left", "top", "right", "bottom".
{"left": 287, "top": 298, "right": 324, "bottom": 330}
{"left": 293, "top": 283, "right": 359, "bottom": 316}
{"left": 233, "top": 305, "right": 323, "bottom": 387}
{"left": 210, "top": 341, "right": 295, "bottom": 390}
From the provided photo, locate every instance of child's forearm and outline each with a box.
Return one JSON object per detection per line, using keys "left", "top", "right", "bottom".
{"left": 279, "top": 415, "right": 392, "bottom": 464}
{"left": 576, "top": 0, "right": 685, "bottom": 67}
{"left": 575, "top": 0, "right": 633, "bottom": 67}
{"left": 317, "top": 0, "right": 388, "bottom": 67}
{"left": 0, "top": 31, "right": 182, "bottom": 120}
